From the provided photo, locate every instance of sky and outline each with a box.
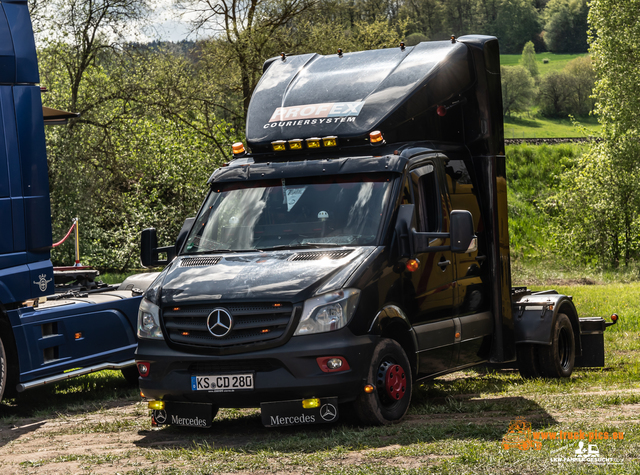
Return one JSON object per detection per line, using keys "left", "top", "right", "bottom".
{"left": 142, "top": 0, "right": 202, "bottom": 43}
{"left": 144, "top": 0, "right": 191, "bottom": 42}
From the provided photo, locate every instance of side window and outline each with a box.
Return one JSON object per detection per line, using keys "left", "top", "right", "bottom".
{"left": 411, "top": 163, "right": 440, "bottom": 233}
{"left": 444, "top": 158, "right": 483, "bottom": 232}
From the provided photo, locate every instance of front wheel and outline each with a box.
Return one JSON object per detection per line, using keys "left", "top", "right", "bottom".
{"left": 354, "top": 339, "right": 412, "bottom": 425}
{"left": 538, "top": 313, "right": 575, "bottom": 378}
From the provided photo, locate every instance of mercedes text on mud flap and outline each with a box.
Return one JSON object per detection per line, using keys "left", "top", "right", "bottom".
{"left": 136, "top": 35, "right": 616, "bottom": 428}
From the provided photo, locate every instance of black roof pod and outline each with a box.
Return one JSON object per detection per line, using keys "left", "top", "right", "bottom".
{"left": 247, "top": 35, "right": 503, "bottom": 157}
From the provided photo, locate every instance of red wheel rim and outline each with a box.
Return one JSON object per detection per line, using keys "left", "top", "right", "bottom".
{"left": 384, "top": 364, "right": 406, "bottom": 400}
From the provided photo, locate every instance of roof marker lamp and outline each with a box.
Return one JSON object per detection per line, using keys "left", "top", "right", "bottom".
{"left": 232, "top": 142, "right": 246, "bottom": 156}
{"left": 288, "top": 139, "right": 303, "bottom": 150}
{"left": 370, "top": 130, "right": 384, "bottom": 145}
{"left": 271, "top": 140, "right": 287, "bottom": 152}
{"left": 306, "top": 137, "right": 321, "bottom": 149}
{"left": 322, "top": 136, "right": 338, "bottom": 147}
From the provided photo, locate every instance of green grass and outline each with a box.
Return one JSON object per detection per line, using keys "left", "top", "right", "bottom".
{"left": 503, "top": 115, "right": 600, "bottom": 139}
{"left": 500, "top": 53, "right": 589, "bottom": 75}
{"left": 3, "top": 279, "right": 640, "bottom": 475}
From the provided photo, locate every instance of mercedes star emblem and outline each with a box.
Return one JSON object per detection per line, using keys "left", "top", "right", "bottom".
{"left": 320, "top": 403, "right": 337, "bottom": 422}
{"left": 154, "top": 409, "right": 167, "bottom": 424}
{"left": 206, "top": 308, "right": 233, "bottom": 337}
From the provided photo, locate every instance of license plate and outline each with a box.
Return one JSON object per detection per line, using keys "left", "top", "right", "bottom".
{"left": 261, "top": 397, "right": 339, "bottom": 427}
{"left": 191, "top": 373, "right": 254, "bottom": 392}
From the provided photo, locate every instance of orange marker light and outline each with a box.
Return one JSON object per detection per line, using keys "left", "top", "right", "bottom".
{"left": 74, "top": 332, "right": 82, "bottom": 340}
{"left": 364, "top": 385, "right": 375, "bottom": 393}
{"left": 232, "top": 142, "right": 246, "bottom": 155}
{"left": 370, "top": 130, "right": 384, "bottom": 144}
{"left": 406, "top": 258, "right": 420, "bottom": 272}
{"left": 182, "top": 332, "right": 190, "bottom": 336}
{"left": 611, "top": 313, "right": 619, "bottom": 323}
{"left": 261, "top": 329, "right": 270, "bottom": 333}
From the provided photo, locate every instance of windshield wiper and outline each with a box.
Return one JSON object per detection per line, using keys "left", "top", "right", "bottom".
{"left": 185, "top": 249, "right": 259, "bottom": 255}
{"left": 259, "top": 243, "right": 342, "bottom": 251}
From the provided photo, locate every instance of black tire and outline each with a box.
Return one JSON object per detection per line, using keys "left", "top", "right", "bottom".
{"left": 538, "top": 313, "right": 575, "bottom": 378}
{"left": 354, "top": 339, "right": 412, "bottom": 426}
{"left": 0, "top": 336, "right": 6, "bottom": 403}
{"left": 121, "top": 366, "right": 140, "bottom": 386}
{"left": 517, "top": 343, "right": 541, "bottom": 379}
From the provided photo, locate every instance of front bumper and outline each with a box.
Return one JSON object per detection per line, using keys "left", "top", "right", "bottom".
{"left": 136, "top": 327, "right": 377, "bottom": 407}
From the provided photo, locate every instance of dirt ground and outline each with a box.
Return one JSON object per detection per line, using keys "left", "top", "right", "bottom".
{"left": 1, "top": 387, "right": 638, "bottom": 474}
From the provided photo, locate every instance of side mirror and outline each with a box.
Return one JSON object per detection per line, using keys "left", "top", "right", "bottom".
{"left": 140, "top": 228, "right": 176, "bottom": 268}
{"left": 450, "top": 210, "right": 476, "bottom": 253}
{"left": 410, "top": 210, "right": 476, "bottom": 254}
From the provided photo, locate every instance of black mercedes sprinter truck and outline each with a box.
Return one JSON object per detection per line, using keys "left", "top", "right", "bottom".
{"left": 136, "top": 36, "right": 615, "bottom": 428}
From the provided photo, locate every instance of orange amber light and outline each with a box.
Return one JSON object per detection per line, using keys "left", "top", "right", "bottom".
{"left": 406, "top": 258, "right": 420, "bottom": 272}
{"left": 232, "top": 142, "right": 246, "bottom": 155}
{"left": 370, "top": 130, "right": 383, "bottom": 144}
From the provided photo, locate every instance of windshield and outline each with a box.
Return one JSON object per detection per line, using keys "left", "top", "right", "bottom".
{"left": 183, "top": 173, "right": 393, "bottom": 253}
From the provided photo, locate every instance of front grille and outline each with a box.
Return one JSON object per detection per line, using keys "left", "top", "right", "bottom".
{"left": 163, "top": 302, "right": 294, "bottom": 348}
{"left": 180, "top": 257, "right": 222, "bottom": 267}
{"left": 289, "top": 250, "right": 353, "bottom": 261}
{"left": 188, "top": 359, "right": 283, "bottom": 373}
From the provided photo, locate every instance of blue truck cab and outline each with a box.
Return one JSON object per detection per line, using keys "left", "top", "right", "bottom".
{"left": 0, "top": 0, "right": 153, "bottom": 402}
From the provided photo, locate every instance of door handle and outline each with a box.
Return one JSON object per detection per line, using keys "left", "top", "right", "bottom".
{"left": 438, "top": 257, "right": 451, "bottom": 270}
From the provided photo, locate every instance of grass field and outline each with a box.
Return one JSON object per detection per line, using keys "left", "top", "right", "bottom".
{"left": 500, "top": 53, "right": 588, "bottom": 75}
{"left": 503, "top": 115, "right": 600, "bottom": 139}
{"left": 1, "top": 278, "right": 638, "bottom": 474}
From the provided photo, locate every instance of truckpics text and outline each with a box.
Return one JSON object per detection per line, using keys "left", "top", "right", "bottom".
{"left": 136, "top": 36, "right": 616, "bottom": 427}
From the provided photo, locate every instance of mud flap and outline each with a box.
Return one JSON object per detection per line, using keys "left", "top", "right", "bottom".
{"left": 261, "top": 397, "right": 339, "bottom": 427}
{"left": 575, "top": 318, "right": 605, "bottom": 368}
{"left": 152, "top": 402, "right": 214, "bottom": 428}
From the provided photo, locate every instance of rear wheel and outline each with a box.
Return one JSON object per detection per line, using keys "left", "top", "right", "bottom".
{"left": 354, "top": 339, "right": 412, "bottom": 425}
{"left": 538, "top": 313, "right": 575, "bottom": 378}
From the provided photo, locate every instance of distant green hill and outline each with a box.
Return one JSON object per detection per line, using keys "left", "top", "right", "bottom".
{"left": 500, "top": 52, "right": 588, "bottom": 75}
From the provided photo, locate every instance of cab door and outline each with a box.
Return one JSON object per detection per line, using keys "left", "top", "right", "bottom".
{"left": 404, "top": 159, "right": 456, "bottom": 377}
{"left": 445, "top": 157, "right": 493, "bottom": 366}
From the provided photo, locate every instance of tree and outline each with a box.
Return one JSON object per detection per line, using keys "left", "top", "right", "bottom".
{"left": 176, "top": 0, "right": 317, "bottom": 120}
{"left": 553, "top": 0, "right": 640, "bottom": 267}
{"left": 564, "top": 55, "right": 595, "bottom": 115}
{"left": 537, "top": 70, "right": 575, "bottom": 116}
{"left": 520, "top": 40, "right": 539, "bottom": 78}
{"left": 501, "top": 65, "right": 535, "bottom": 117}
{"left": 543, "top": 0, "right": 588, "bottom": 53}
{"left": 489, "top": 0, "right": 541, "bottom": 54}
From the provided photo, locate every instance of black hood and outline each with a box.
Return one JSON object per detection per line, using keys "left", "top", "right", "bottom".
{"left": 158, "top": 247, "right": 376, "bottom": 306}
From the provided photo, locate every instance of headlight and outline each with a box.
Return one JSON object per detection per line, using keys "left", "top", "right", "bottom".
{"left": 294, "top": 289, "right": 360, "bottom": 336}
{"left": 137, "top": 298, "right": 164, "bottom": 340}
